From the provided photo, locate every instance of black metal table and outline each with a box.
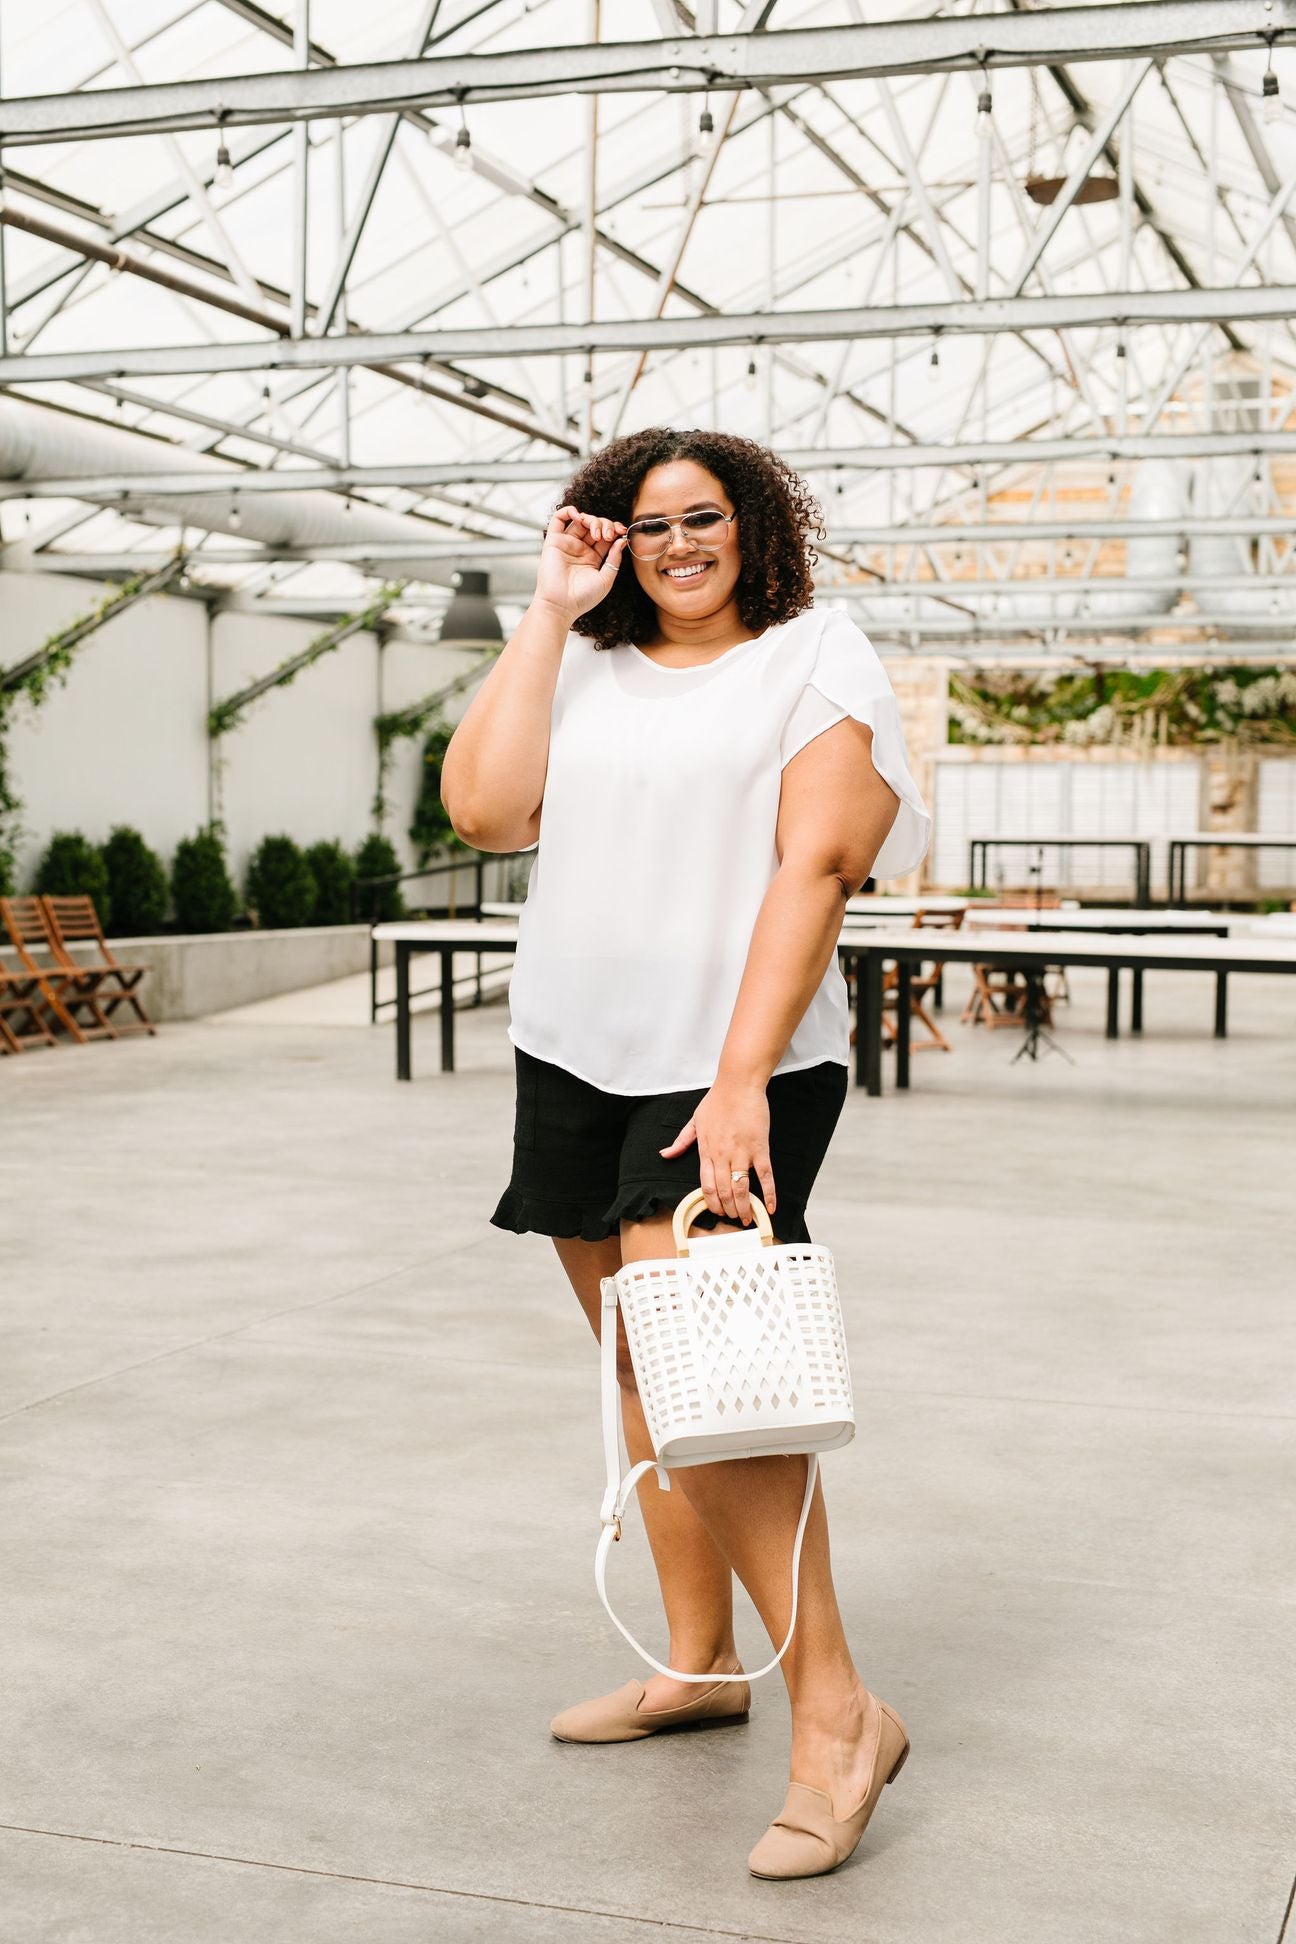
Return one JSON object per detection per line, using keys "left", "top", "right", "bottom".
{"left": 373, "top": 920, "right": 520, "bottom": 1080}
{"left": 968, "top": 835, "right": 1153, "bottom": 908}
{"left": 957, "top": 911, "right": 1232, "bottom": 1034}
{"left": 840, "top": 929, "right": 1296, "bottom": 1095}
{"left": 1168, "top": 833, "right": 1296, "bottom": 906}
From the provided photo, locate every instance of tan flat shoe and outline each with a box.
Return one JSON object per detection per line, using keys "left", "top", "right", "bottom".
{"left": 550, "top": 1675, "right": 751, "bottom": 1744}
{"left": 747, "top": 1691, "right": 909, "bottom": 1880}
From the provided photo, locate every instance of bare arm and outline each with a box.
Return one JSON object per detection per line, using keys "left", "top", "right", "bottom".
{"left": 659, "top": 716, "right": 901, "bottom": 1223}
{"left": 439, "top": 505, "right": 627, "bottom": 852}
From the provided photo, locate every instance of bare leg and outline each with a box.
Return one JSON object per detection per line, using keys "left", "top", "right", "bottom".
{"left": 618, "top": 1209, "right": 879, "bottom": 1811}
{"left": 552, "top": 1233, "right": 743, "bottom": 1707}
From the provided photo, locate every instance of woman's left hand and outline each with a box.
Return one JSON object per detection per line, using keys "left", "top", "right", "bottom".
{"left": 659, "top": 1076, "right": 776, "bottom": 1227}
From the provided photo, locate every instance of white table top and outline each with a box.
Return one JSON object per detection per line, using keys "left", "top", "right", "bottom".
{"left": 847, "top": 928, "right": 1296, "bottom": 968}
{"left": 1167, "top": 832, "right": 1296, "bottom": 847}
{"left": 962, "top": 907, "right": 1231, "bottom": 931}
{"left": 373, "top": 920, "right": 520, "bottom": 944}
{"left": 845, "top": 895, "right": 974, "bottom": 914}
{"left": 970, "top": 833, "right": 1152, "bottom": 846}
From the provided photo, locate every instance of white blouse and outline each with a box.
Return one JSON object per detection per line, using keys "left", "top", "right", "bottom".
{"left": 506, "top": 604, "right": 931, "bottom": 1095}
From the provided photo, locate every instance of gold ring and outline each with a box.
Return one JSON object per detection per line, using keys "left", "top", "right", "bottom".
{"left": 730, "top": 1168, "right": 749, "bottom": 1181}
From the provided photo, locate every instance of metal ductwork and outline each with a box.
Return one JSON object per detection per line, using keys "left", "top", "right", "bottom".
{"left": 0, "top": 395, "right": 538, "bottom": 596}
{"left": 847, "top": 458, "right": 1187, "bottom": 634}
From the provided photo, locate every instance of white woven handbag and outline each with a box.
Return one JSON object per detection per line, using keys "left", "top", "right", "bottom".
{"left": 595, "top": 1186, "right": 854, "bottom": 1683}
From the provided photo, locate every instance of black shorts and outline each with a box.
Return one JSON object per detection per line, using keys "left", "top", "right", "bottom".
{"left": 490, "top": 1045, "right": 848, "bottom": 1246}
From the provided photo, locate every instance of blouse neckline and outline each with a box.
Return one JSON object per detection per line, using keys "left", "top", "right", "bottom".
{"left": 627, "top": 624, "right": 775, "bottom": 675}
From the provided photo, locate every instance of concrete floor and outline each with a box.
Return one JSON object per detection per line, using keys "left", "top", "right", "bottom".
{"left": 4, "top": 966, "right": 1295, "bottom": 1944}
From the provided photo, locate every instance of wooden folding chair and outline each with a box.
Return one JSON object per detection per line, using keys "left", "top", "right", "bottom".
{"left": 977, "top": 893, "right": 1070, "bottom": 1006}
{"left": 961, "top": 962, "right": 1035, "bottom": 1028}
{"left": 0, "top": 958, "right": 59, "bottom": 1052}
{"left": 961, "top": 900, "right": 1060, "bottom": 1032}
{"left": 0, "top": 896, "right": 115, "bottom": 1042}
{"left": 880, "top": 909, "right": 965, "bottom": 1053}
{"left": 41, "top": 895, "right": 155, "bottom": 1037}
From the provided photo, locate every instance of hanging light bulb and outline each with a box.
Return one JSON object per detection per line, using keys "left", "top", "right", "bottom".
{"left": 228, "top": 496, "right": 241, "bottom": 530}
{"left": 261, "top": 384, "right": 290, "bottom": 444}
{"left": 744, "top": 356, "right": 758, "bottom": 392}
{"left": 214, "top": 113, "right": 234, "bottom": 187}
{"left": 929, "top": 341, "right": 942, "bottom": 384}
{"left": 697, "top": 104, "right": 717, "bottom": 155}
{"left": 454, "top": 101, "right": 473, "bottom": 171}
{"left": 976, "top": 81, "right": 994, "bottom": 142}
{"left": 1262, "top": 51, "right": 1281, "bottom": 124}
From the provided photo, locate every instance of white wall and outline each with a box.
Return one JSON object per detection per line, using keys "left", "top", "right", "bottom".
{"left": 377, "top": 635, "right": 492, "bottom": 874}
{"left": 211, "top": 610, "right": 381, "bottom": 884}
{"left": 5, "top": 569, "right": 210, "bottom": 886}
{"left": 2, "top": 569, "right": 482, "bottom": 891}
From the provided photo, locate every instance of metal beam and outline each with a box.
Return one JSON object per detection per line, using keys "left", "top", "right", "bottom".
{"left": 4, "top": 7, "right": 1292, "bottom": 143}
{"left": 0, "top": 213, "right": 575, "bottom": 451}
{"left": 33, "top": 515, "right": 1294, "bottom": 571}
{"left": 5, "top": 285, "right": 1294, "bottom": 385}
{"left": 1008, "top": 60, "right": 1153, "bottom": 294}
{"left": 7, "top": 429, "right": 1295, "bottom": 502}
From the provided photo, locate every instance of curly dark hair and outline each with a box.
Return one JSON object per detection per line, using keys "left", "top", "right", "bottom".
{"left": 555, "top": 428, "right": 825, "bottom": 654}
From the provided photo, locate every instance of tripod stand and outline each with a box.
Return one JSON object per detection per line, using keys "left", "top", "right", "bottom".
{"left": 1010, "top": 847, "right": 1074, "bottom": 1067}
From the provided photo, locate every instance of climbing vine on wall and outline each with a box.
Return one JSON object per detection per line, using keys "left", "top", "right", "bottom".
{"left": 949, "top": 666, "right": 1296, "bottom": 749}
{"left": 0, "top": 698, "right": 18, "bottom": 895}
{"left": 206, "top": 584, "right": 407, "bottom": 740}
{"left": 369, "top": 647, "right": 503, "bottom": 828}
{"left": 373, "top": 702, "right": 427, "bottom": 828}
{"left": 0, "top": 568, "right": 170, "bottom": 893}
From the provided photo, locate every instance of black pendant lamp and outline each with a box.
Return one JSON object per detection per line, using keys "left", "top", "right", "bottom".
{"left": 437, "top": 569, "right": 503, "bottom": 648}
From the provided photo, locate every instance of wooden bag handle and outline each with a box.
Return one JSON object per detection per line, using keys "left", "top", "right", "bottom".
{"left": 672, "top": 1185, "right": 775, "bottom": 1257}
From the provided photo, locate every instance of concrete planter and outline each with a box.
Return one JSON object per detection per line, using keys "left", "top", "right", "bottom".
{"left": 73, "top": 924, "right": 393, "bottom": 1022}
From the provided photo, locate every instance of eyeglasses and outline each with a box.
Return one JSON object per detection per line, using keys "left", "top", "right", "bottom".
{"left": 624, "top": 509, "right": 737, "bottom": 560}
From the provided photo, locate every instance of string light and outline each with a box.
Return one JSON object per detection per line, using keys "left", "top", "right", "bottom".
{"left": 979, "top": 85, "right": 1002, "bottom": 141}
{"left": 228, "top": 495, "right": 241, "bottom": 530}
{"left": 1262, "top": 43, "right": 1281, "bottom": 124}
{"left": 976, "top": 69, "right": 994, "bottom": 142}
{"left": 697, "top": 103, "right": 717, "bottom": 155}
{"left": 261, "top": 384, "right": 289, "bottom": 443}
{"left": 744, "top": 357, "right": 758, "bottom": 391}
{"left": 214, "top": 110, "right": 233, "bottom": 188}
{"left": 454, "top": 98, "right": 473, "bottom": 171}
{"left": 929, "top": 340, "right": 941, "bottom": 384}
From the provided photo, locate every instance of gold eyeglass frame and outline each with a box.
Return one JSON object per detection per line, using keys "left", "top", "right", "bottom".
{"left": 624, "top": 509, "right": 738, "bottom": 560}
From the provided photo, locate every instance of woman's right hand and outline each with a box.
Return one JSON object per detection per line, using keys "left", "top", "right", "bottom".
{"left": 533, "top": 505, "right": 627, "bottom": 622}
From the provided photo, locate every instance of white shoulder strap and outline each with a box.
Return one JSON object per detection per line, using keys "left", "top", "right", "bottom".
{"left": 594, "top": 1275, "right": 818, "bottom": 1684}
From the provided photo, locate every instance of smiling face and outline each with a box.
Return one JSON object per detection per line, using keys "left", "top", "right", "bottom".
{"left": 627, "top": 459, "right": 742, "bottom": 624}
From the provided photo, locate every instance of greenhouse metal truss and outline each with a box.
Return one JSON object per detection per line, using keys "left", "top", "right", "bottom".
{"left": 0, "top": 0, "right": 1293, "bottom": 664}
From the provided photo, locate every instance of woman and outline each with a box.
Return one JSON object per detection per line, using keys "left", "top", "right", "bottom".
{"left": 440, "top": 428, "right": 930, "bottom": 1880}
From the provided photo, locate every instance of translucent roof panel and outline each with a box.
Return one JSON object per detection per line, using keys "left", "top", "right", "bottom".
{"left": 0, "top": 0, "right": 1293, "bottom": 657}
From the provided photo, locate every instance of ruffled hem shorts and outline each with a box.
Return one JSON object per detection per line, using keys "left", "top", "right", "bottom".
{"left": 490, "top": 1044, "right": 848, "bottom": 1246}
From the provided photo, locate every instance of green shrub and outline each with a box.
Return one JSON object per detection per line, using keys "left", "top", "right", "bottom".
{"left": 35, "top": 830, "right": 112, "bottom": 925}
{"left": 353, "top": 832, "right": 405, "bottom": 922}
{"left": 410, "top": 721, "right": 468, "bottom": 865}
{"left": 304, "top": 840, "right": 356, "bottom": 925}
{"left": 101, "top": 826, "right": 168, "bottom": 936}
{"left": 171, "top": 826, "right": 238, "bottom": 934}
{"left": 246, "top": 835, "right": 315, "bottom": 930}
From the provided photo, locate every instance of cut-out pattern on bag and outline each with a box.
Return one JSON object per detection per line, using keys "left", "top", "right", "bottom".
{"left": 618, "top": 1244, "right": 851, "bottom": 1456}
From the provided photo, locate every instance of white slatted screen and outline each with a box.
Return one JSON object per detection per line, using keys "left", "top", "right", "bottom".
{"left": 1256, "top": 760, "right": 1296, "bottom": 891}
{"left": 932, "top": 758, "right": 1202, "bottom": 895}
